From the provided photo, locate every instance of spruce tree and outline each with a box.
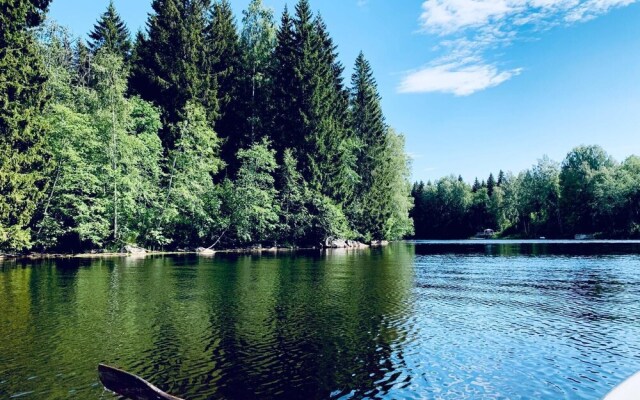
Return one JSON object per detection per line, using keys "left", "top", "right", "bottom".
{"left": 0, "top": 0, "right": 51, "bottom": 250}
{"left": 87, "top": 1, "right": 131, "bottom": 59}
{"left": 472, "top": 178, "right": 480, "bottom": 192}
{"left": 487, "top": 173, "right": 496, "bottom": 196}
{"left": 206, "top": 0, "right": 243, "bottom": 171}
{"left": 270, "top": 6, "right": 298, "bottom": 155}
{"left": 130, "top": 0, "right": 215, "bottom": 149}
{"left": 350, "top": 52, "right": 386, "bottom": 194}
{"left": 271, "top": 0, "right": 355, "bottom": 200}
{"left": 497, "top": 170, "right": 506, "bottom": 186}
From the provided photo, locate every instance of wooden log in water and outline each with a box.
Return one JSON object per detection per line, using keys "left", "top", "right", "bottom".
{"left": 98, "top": 364, "right": 184, "bottom": 400}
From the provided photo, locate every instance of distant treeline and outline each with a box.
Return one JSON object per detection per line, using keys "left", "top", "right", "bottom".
{"left": 0, "top": 0, "right": 413, "bottom": 252}
{"left": 411, "top": 146, "right": 640, "bottom": 239}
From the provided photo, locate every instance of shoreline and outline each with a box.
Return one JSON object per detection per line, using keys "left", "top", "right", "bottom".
{"left": 0, "top": 244, "right": 382, "bottom": 262}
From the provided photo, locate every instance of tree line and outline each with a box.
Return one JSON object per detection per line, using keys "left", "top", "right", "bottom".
{"left": 411, "top": 146, "right": 640, "bottom": 239}
{"left": 0, "top": 0, "right": 414, "bottom": 252}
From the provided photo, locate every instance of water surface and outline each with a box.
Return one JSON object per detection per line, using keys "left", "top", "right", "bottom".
{"left": 1, "top": 242, "right": 639, "bottom": 399}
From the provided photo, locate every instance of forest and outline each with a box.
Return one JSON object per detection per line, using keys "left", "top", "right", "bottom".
{"left": 411, "top": 147, "right": 640, "bottom": 239}
{"left": 0, "top": 0, "right": 414, "bottom": 252}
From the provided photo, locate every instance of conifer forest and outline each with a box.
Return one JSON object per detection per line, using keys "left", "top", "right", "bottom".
{"left": 1, "top": 0, "right": 414, "bottom": 252}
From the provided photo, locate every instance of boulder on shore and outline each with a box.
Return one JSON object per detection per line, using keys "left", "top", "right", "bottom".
{"left": 196, "top": 247, "right": 215, "bottom": 255}
{"left": 324, "top": 237, "right": 368, "bottom": 249}
{"left": 124, "top": 245, "right": 147, "bottom": 255}
{"left": 369, "top": 240, "right": 389, "bottom": 247}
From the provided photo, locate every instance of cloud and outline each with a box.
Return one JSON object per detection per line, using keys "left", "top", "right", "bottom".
{"left": 357, "top": 0, "right": 369, "bottom": 7}
{"left": 400, "top": 0, "right": 638, "bottom": 95}
{"left": 399, "top": 62, "right": 522, "bottom": 95}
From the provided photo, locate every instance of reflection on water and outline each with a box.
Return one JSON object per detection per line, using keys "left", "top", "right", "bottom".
{"left": 1, "top": 242, "right": 639, "bottom": 399}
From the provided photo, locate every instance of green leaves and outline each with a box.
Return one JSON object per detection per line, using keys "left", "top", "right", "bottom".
{"left": 0, "top": 0, "right": 51, "bottom": 251}
{"left": 88, "top": 1, "right": 131, "bottom": 59}
{"left": 7, "top": 0, "right": 417, "bottom": 252}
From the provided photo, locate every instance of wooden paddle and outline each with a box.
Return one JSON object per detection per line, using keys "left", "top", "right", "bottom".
{"left": 98, "top": 363, "right": 184, "bottom": 400}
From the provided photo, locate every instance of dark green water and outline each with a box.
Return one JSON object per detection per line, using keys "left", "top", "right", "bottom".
{"left": 1, "top": 242, "right": 640, "bottom": 399}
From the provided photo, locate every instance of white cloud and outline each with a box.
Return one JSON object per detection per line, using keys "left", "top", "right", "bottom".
{"left": 421, "top": 0, "right": 524, "bottom": 34}
{"left": 419, "top": 0, "right": 634, "bottom": 33}
{"left": 401, "top": 0, "right": 637, "bottom": 95}
{"left": 357, "top": 0, "right": 369, "bottom": 7}
{"left": 399, "top": 62, "right": 521, "bottom": 95}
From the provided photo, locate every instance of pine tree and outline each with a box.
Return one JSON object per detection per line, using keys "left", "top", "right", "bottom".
{"left": 487, "top": 173, "right": 496, "bottom": 197}
{"left": 130, "top": 0, "right": 215, "bottom": 149}
{"left": 270, "top": 6, "right": 298, "bottom": 155}
{"left": 88, "top": 0, "right": 131, "bottom": 59}
{"left": 206, "top": 0, "right": 243, "bottom": 171}
{"left": 272, "top": 0, "right": 354, "bottom": 198}
{"left": 472, "top": 178, "right": 480, "bottom": 192}
{"left": 0, "top": 0, "right": 52, "bottom": 250}
{"left": 350, "top": 52, "right": 386, "bottom": 193}
{"left": 497, "top": 170, "right": 506, "bottom": 187}
{"left": 313, "top": 14, "right": 357, "bottom": 202}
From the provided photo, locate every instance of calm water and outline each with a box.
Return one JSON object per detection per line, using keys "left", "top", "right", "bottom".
{"left": 1, "top": 242, "right": 640, "bottom": 399}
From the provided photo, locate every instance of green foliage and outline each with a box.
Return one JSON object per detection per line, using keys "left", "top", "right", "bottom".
{"left": 270, "top": 1, "right": 357, "bottom": 203}
{"left": 412, "top": 145, "right": 640, "bottom": 239}
{"left": 36, "top": 52, "right": 165, "bottom": 250}
{"left": 0, "top": 0, "right": 51, "bottom": 251}
{"left": 160, "top": 102, "right": 224, "bottom": 247}
{"left": 360, "top": 129, "right": 414, "bottom": 240}
{"left": 560, "top": 145, "right": 616, "bottom": 234}
{"left": 207, "top": 0, "right": 244, "bottom": 169}
{"left": 237, "top": 0, "right": 276, "bottom": 147}
{"left": 130, "top": 0, "right": 216, "bottom": 149}
{"left": 4, "top": 0, "right": 416, "bottom": 252}
{"left": 88, "top": 1, "right": 131, "bottom": 59}
{"left": 277, "top": 149, "right": 313, "bottom": 245}
{"left": 221, "top": 139, "right": 279, "bottom": 245}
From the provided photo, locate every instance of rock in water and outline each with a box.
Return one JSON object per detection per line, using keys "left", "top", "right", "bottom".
{"left": 124, "top": 245, "right": 147, "bottom": 255}
{"left": 197, "top": 247, "right": 215, "bottom": 255}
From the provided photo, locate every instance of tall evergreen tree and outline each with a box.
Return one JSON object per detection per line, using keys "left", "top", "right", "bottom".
{"left": 497, "top": 170, "right": 506, "bottom": 186}
{"left": 130, "top": 0, "right": 216, "bottom": 149}
{"left": 472, "top": 177, "right": 481, "bottom": 193}
{"left": 206, "top": 0, "right": 243, "bottom": 171}
{"left": 271, "top": 0, "right": 355, "bottom": 199}
{"left": 487, "top": 173, "right": 496, "bottom": 196}
{"left": 347, "top": 52, "right": 388, "bottom": 236}
{"left": 87, "top": 0, "right": 131, "bottom": 59}
{"left": 0, "top": 0, "right": 51, "bottom": 250}
{"left": 350, "top": 52, "right": 386, "bottom": 193}
{"left": 270, "top": 6, "right": 298, "bottom": 155}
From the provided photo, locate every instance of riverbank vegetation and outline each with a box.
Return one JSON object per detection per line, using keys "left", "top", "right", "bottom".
{"left": 0, "top": 0, "right": 414, "bottom": 253}
{"left": 411, "top": 147, "right": 640, "bottom": 239}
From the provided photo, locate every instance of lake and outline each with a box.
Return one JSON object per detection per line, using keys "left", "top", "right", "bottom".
{"left": 1, "top": 241, "right": 640, "bottom": 399}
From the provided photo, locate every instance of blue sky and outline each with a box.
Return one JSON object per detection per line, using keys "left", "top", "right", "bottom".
{"left": 49, "top": 0, "right": 640, "bottom": 183}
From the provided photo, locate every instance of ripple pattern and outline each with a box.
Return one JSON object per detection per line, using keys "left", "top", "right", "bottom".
{"left": 0, "top": 242, "right": 639, "bottom": 399}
